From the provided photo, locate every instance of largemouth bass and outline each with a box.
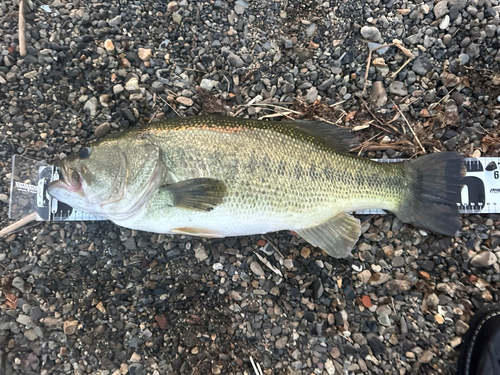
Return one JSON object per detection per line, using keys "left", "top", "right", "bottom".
{"left": 48, "top": 115, "right": 465, "bottom": 258}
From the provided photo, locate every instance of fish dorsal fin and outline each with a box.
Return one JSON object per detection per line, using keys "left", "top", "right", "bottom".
{"left": 283, "top": 120, "right": 359, "bottom": 153}
{"left": 294, "top": 212, "right": 361, "bottom": 258}
{"left": 161, "top": 178, "right": 227, "bottom": 212}
{"left": 147, "top": 115, "right": 357, "bottom": 153}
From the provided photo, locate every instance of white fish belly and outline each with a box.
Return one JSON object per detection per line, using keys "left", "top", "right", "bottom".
{"left": 111, "top": 202, "right": 342, "bottom": 238}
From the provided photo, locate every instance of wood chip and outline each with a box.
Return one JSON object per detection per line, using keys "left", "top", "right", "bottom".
{"left": 372, "top": 57, "right": 386, "bottom": 67}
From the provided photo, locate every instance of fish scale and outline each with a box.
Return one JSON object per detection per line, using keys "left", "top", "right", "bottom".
{"left": 151, "top": 117, "right": 405, "bottom": 210}
{"left": 48, "top": 115, "right": 464, "bottom": 258}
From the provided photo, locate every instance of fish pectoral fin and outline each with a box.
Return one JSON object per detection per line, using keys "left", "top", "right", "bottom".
{"left": 160, "top": 178, "right": 227, "bottom": 212}
{"left": 294, "top": 213, "right": 361, "bottom": 259}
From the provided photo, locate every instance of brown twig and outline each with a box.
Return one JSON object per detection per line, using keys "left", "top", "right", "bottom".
{"left": 148, "top": 104, "right": 161, "bottom": 124}
{"left": 355, "top": 132, "right": 383, "bottom": 155}
{"left": 245, "top": 103, "right": 302, "bottom": 114}
{"left": 393, "top": 102, "right": 425, "bottom": 153}
{"left": 260, "top": 235, "right": 284, "bottom": 259}
{"left": 158, "top": 95, "right": 180, "bottom": 117}
{"left": 190, "top": 359, "right": 204, "bottom": 375}
{"left": 0, "top": 4, "right": 16, "bottom": 24}
{"left": 361, "top": 214, "right": 376, "bottom": 226}
{"left": 362, "top": 48, "right": 373, "bottom": 96}
{"left": 0, "top": 212, "right": 37, "bottom": 238}
{"left": 358, "top": 144, "right": 405, "bottom": 151}
{"left": 390, "top": 40, "right": 415, "bottom": 78}
{"left": 362, "top": 43, "right": 394, "bottom": 95}
{"left": 258, "top": 111, "right": 295, "bottom": 120}
{"left": 359, "top": 98, "right": 400, "bottom": 135}
{"left": 329, "top": 99, "right": 347, "bottom": 107}
{"left": 18, "top": 0, "right": 26, "bottom": 57}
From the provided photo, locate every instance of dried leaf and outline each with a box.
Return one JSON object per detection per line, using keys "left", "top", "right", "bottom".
{"left": 419, "top": 108, "right": 431, "bottom": 118}
{"left": 344, "top": 110, "right": 357, "bottom": 122}
{"left": 4, "top": 292, "right": 17, "bottom": 309}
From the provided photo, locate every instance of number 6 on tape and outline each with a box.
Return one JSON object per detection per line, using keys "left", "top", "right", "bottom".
{"left": 460, "top": 157, "right": 500, "bottom": 214}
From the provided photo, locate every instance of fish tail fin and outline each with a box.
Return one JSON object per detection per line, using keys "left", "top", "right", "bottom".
{"left": 395, "top": 152, "right": 465, "bottom": 236}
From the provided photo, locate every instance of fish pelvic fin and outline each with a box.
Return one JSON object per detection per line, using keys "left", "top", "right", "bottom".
{"left": 171, "top": 227, "right": 224, "bottom": 238}
{"left": 295, "top": 212, "right": 361, "bottom": 259}
{"left": 161, "top": 178, "right": 227, "bottom": 212}
{"left": 396, "top": 152, "right": 465, "bottom": 236}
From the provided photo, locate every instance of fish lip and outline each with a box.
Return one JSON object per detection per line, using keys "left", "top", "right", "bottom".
{"left": 56, "top": 159, "right": 83, "bottom": 193}
{"left": 48, "top": 179, "right": 68, "bottom": 192}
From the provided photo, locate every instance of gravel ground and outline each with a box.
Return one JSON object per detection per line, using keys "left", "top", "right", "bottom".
{"left": 1, "top": 0, "right": 500, "bottom": 374}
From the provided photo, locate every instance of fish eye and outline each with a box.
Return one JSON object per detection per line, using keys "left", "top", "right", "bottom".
{"left": 79, "top": 147, "right": 91, "bottom": 159}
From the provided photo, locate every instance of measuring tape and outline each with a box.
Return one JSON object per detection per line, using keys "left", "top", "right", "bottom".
{"left": 31, "top": 157, "right": 500, "bottom": 221}
{"left": 460, "top": 157, "right": 500, "bottom": 214}
{"left": 356, "top": 157, "right": 500, "bottom": 215}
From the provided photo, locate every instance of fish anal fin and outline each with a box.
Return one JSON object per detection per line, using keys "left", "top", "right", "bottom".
{"left": 294, "top": 213, "right": 361, "bottom": 259}
{"left": 161, "top": 178, "right": 227, "bottom": 212}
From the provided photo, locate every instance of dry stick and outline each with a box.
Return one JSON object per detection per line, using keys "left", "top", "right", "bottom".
{"left": 329, "top": 99, "right": 347, "bottom": 107}
{"left": 254, "top": 251, "right": 283, "bottom": 277}
{"left": 359, "top": 144, "right": 404, "bottom": 151}
{"left": 260, "top": 235, "right": 284, "bottom": 259}
{"left": 393, "top": 102, "right": 425, "bottom": 153}
{"left": 18, "top": 0, "right": 26, "bottom": 57}
{"left": 189, "top": 359, "right": 204, "bottom": 375}
{"left": 313, "top": 114, "right": 348, "bottom": 126}
{"left": 148, "top": 106, "right": 161, "bottom": 124}
{"left": 390, "top": 57, "right": 413, "bottom": 79}
{"left": 0, "top": 5, "right": 16, "bottom": 24}
{"left": 362, "top": 43, "right": 394, "bottom": 95}
{"left": 234, "top": 102, "right": 297, "bottom": 116}
{"left": 258, "top": 111, "right": 295, "bottom": 120}
{"left": 361, "top": 214, "right": 376, "bottom": 226}
{"left": 362, "top": 48, "right": 373, "bottom": 96}
{"left": 246, "top": 103, "right": 303, "bottom": 114}
{"left": 354, "top": 131, "right": 383, "bottom": 155}
{"left": 363, "top": 41, "right": 414, "bottom": 94}
{"left": 390, "top": 41, "right": 415, "bottom": 78}
{"left": 0, "top": 212, "right": 37, "bottom": 238}
{"left": 255, "top": 361, "right": 263, "bottom": 375}
{"left": 157, "top": 94, "right": 180, "bottom": 117}
{"left": 359, "top": 99, "right": 400, "bottom": 135}
{"left": 434, "top": 84, "right": 459, "bottom": 106}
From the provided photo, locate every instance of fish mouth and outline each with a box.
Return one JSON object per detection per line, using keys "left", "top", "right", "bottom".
{"left": 51, "top": 159, "right": 83, "bottom": 193}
